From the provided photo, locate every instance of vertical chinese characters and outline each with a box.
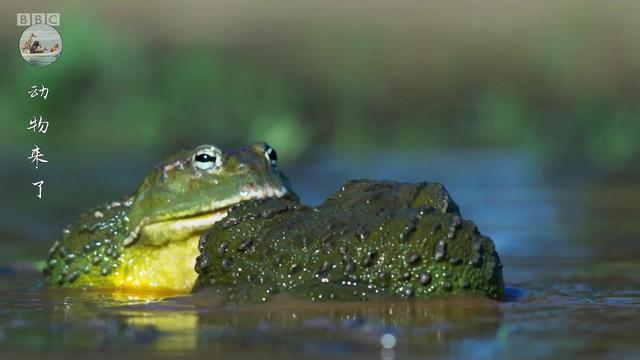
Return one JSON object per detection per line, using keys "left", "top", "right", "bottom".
{"left": 27, "top": 84, "right": 50, "bottom": 198}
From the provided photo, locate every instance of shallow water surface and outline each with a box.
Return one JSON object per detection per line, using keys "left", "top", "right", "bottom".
{"left": 1, "top": 150, "right": 639, "bottom": 358}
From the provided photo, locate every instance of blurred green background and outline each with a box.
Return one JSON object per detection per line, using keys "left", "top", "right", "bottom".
{"left": 3, "top": 0, "right": 640, "bottom": 169}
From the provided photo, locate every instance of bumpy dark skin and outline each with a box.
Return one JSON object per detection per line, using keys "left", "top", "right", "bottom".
{"left": 195, "top": 180, "right": 504, "bottom": 303}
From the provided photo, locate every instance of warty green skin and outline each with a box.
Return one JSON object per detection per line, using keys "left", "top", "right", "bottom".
{"left": 43, "top": 142, "right": 297, "bottom": 289}
{"left": 195, "top": 179, "right": 504, "bottom": 303}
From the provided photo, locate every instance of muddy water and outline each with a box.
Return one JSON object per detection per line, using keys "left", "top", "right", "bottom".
{"left": 1, "top": 150, "right": 639, "bottom": 359}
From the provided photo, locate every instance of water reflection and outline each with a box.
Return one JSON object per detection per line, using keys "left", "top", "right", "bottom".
{"left": 196, "top": 293, "right": 502, "bottom": 356}
{"left": 41, "top": 289, "right": 199, "bottom": 350}
{"left": 0, "top": 279, "right": 504, "bottom": 356}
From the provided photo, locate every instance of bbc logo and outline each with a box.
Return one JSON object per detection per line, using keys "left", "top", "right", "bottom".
{"left": 17, "top": 13, "right": 60, "bottom": 26}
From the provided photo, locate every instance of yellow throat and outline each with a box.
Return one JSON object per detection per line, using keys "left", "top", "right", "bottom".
{"left": 107, "top": 211, "right": 229, "bottom": 294}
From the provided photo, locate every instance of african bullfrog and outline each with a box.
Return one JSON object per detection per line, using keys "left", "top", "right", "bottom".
{"left": 44, "top": 143, "right": 297, "bottom": 293}
{"left": 195, "top": 180, "right": 504, "bottom": 302}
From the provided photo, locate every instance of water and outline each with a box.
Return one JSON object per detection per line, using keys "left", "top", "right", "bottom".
{"left": 1, "top": 149, "right": 639, "bottom": 358}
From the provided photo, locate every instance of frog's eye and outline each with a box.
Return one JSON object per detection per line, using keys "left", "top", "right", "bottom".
{"left": 193, "top": 146, "right": 222, "bottom": 172}
{"left": 264, "top": 145, "right": 278, "bottom": 166}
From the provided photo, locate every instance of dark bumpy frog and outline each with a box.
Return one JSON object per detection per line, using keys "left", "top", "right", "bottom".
{"left": 44, "top": 143, "right": 297, "bottom": 293}
{"left": 195, "top": 180, "right": 504, "bottom": 302}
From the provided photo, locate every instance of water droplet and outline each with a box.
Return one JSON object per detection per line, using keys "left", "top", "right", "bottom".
{"left": 419, "top": 272, "right": 431, "bottom": 285}
{"left": 380, "top": 334, "right": 397, "bottom": 349}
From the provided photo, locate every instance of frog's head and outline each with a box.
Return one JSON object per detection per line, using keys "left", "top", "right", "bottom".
{"left": 124, "top": 142, "right": 298, "bottom": 247}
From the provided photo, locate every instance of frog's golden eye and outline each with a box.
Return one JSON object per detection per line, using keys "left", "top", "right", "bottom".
{"left": 264, "top": 145, "right": 277, "bottom": 166}
{"left": 193, "top": 146, "right": 222, "bottom": 172}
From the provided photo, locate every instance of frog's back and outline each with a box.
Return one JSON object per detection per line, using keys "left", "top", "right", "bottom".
{"left": 195, "top": 180, "right": 504, "bottom": 303}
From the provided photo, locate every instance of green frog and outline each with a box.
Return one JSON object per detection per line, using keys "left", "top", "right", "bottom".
{"left": 44, "top": 142, "right": 298, "bottom": 294}
{"left": 195, "top": 180, "right": 504, "bottom": 302}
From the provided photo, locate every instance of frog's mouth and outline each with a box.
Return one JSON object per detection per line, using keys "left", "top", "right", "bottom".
{"left": 137, "top": 209, "right": 231, "bottom": 247}
{"left": 126, "top": 185, "right": 293, "bottom": 247}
